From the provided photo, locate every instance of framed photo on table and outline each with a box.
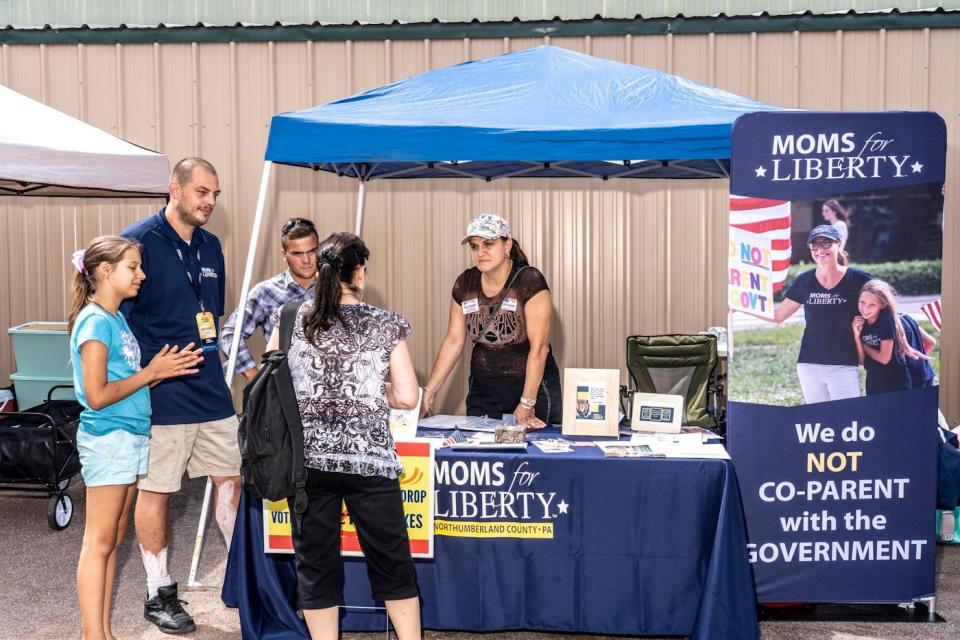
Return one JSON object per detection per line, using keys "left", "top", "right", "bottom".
{"left": 630, "top": 392, "right": 683, "bottom": 434}
{"left": 561, "top": 368, "right": 620, "bottom": 437}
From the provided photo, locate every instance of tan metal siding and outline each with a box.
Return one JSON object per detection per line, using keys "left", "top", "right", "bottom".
{"left": 5, "top": 1, "right": 960, "bottom": 28}
{"left": 0, "top": 31, "right": 957, "bottom": 421}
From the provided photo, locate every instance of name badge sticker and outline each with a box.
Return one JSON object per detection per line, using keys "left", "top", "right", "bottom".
{"left": 461, "top": 299, "right": 480, "bottom": 314}
{"left": 501, "top": 297, "right": 518, "bottom": 312}
{"left": 196, "top": 311, "right": 219, "bottom": 351}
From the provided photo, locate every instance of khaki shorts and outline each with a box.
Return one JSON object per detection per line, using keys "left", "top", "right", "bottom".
{"left": 138, "top": 415, "right": 241, "bottom": 493}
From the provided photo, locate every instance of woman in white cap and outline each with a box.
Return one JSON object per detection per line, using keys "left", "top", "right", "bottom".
{"left": 770, "top": 224, "right": 871, "bottom": 403}
{"left": 421, "top": 214, "right": 561, "bottom": 428}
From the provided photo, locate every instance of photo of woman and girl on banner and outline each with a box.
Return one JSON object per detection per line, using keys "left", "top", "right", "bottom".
{"left": 725, "top": 111, "right": 947, "bottom": 605}
{"left": 727, "top": 116, "right": 944, "bottom": 408}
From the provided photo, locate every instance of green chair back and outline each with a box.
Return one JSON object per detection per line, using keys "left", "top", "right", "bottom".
{"left": 626, "top": 334, "right": 718, "bottom": 428}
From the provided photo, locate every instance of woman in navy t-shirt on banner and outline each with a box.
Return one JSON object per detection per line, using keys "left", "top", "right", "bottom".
{"left": 771, "top": 225, "right": 871, "bottom": 403}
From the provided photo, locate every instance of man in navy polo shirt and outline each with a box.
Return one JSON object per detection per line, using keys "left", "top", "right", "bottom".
{"left": 121, "top": 158, "right": 240, "bottom": 634}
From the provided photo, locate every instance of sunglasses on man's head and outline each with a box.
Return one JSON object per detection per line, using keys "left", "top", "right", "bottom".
{"left": 282, "top": 218, "right": 316, "bottom": 235}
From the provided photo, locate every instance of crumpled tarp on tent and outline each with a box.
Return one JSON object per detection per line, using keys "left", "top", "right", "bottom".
{"left": 0, "top": 84, "right": 169, "bottom": 197}
{"left": 265, "top": 45, "right": 785, "bottom": 180}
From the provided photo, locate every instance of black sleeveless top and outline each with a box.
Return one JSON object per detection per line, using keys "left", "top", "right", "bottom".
{"left": 452, "top": 264, "right": 556, "bottom": 379}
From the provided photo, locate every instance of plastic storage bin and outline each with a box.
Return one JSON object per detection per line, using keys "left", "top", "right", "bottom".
{"left": 8, "top": 322, "right": 72, "bottom": 377}
{"left": 9, "top": 374, "right": 75, "bottom": 410}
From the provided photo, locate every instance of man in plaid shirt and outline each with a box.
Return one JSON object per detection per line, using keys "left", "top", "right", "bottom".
{"left": 221, "top": 218, "right": 319, "bottom": 380}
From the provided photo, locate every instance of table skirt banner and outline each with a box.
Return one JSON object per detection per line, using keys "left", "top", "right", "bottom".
{"left": 222, "top": 442, "right": 759, "bottom": 640}
{"left": 262, "top": 439, "right": 436, "bottom": 557}
{"left": 729, "top": 387, "right": 938, "bottom": 602}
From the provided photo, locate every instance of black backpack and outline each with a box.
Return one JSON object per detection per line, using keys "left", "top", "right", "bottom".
{"left": 238, "top": 301, "right": 307, "bottom": 515}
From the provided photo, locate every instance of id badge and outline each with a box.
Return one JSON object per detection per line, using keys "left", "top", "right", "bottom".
{"left": 501, "top": 297, "right": 518, "bottom": 312}
{"left": 461, "top": 298, "right": 480, "bottom": 314}
{"left": 196, "top": 311, "right": 218, "bottom": 351}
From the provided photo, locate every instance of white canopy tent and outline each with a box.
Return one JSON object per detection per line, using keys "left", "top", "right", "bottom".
{"left": 0, "top": 81, "right": 171, "bottom": 570}
{"left": 0, "top": 84, "right": 169, "bottom": 197}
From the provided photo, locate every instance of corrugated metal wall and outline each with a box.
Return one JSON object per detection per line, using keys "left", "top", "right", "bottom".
{"left": 0, "top": 31, "right": 957, "bottom": 418}
{"left": 3, "top": 1, "right": 960, "bottom": 27}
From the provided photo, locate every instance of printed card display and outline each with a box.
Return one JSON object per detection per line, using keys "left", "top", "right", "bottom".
{"left": 562, "top": 368, "right": 620, "bottom": 437}
{"left": 575, "top": 382, "right": 607, "bottom": 420}
{"left": 630, "top": 392, "right": 683, "bottom": 434}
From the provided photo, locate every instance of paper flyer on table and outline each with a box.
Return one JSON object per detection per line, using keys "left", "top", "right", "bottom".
{"left": 575, "top": 382, "right": 607, "bottom": 420}
{"left": 418, "top": 414, "right": 502, "bottom": 432}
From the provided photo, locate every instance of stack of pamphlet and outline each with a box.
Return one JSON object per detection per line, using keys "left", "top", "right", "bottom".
{"left": 628, "top": 432, "right": 730, "bottom": 459}
{"left": 594, "top": 442, "right": 664, "bottom": 458}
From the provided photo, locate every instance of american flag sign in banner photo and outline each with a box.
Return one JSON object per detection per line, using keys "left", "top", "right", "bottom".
{"left": 729, "top": 195, "right": 792, "bottom": 294}
{"left": 921, "top": 298, "right": 943, "bottom": 331}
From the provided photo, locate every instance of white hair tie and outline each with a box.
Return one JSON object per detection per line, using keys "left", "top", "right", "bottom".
{"left": 71, "top": 249, "right": 86, "bottom": 274}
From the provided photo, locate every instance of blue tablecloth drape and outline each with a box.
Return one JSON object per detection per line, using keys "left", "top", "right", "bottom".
{"left": 223, "top": 438, "right": 758, "bottom": 639}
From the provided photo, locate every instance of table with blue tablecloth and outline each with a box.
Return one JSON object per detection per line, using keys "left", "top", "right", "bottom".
{"left": 222, "top": 429, "right": 758, "bottom": 639}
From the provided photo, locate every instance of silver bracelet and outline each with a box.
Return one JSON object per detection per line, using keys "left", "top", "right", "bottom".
{"left": 519, "top": 395, "right": 537, "bottom": 408}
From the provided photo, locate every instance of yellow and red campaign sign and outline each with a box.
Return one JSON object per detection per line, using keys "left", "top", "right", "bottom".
{"left": 263, "top": 439, "right": 436, "bottom": 558}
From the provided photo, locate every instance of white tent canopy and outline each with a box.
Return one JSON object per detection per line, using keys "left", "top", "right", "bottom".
{"left": 0, "top": 84, "right": 169, "bottom": 197}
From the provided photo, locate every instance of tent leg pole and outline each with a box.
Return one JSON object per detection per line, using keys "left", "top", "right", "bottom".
{"left": 186, "top": 478, "right": 213, "bottom": 587}
{"left": 186, "top": 160, "right": 272, "bottom": 588}
{"left": 225, "top": 160, "right": 273, "bottom": 385}
{"left": 354, "top": 180, "right": 367, "bottom": 237}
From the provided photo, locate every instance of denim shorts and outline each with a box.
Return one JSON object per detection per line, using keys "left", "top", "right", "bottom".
{"left": 77, "top": 428, "right": 150, "bottom": 487}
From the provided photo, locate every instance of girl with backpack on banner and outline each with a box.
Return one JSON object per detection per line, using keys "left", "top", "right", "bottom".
{"left": 900, "top": 311, "right": 937, "bottom": 388}
{"left": 68, "top": 236, "right": 203, "bottom": 640}
{"left": 851, "top": 279, "right": 932, "bottom": 395}
{"left": 264, "top": 232, "right": 422, "bottom": 640}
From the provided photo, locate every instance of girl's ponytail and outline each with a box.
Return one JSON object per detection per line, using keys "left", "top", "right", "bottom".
{"left": 68, "top": 270, "right": 96, "bottom": 333}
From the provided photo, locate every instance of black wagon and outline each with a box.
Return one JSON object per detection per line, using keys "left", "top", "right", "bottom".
{"left": 0, "top": 386, "right": 82, "bottom": 530}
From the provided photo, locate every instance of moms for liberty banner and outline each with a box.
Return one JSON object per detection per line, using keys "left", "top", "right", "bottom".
{"left": 728, "top": 111, "right": 945, "bottom": 602}
{"left": 728, "top": 388, "right": 938, "bottom": 602}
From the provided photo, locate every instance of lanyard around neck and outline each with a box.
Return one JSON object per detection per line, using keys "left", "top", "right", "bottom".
{"left": 168, "top": 236, "right": 206, "bottom": 313}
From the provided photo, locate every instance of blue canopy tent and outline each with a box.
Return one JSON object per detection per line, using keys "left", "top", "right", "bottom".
{"left": 265, "top": 44, "right": 779, "bottom": 182}
{"left": 211, "top": 45, "right": 789, "bottom": 590}
{"left": 226, "top": 44, "right": 784, "bottom": 378}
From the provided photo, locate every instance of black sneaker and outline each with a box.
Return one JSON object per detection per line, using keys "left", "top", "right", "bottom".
{"left": 144, "top": 582, "right": 197, "bottom": 635}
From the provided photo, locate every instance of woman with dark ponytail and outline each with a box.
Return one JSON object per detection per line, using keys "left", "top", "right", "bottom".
{"left": 421, "top": 213, "right": 562, "bottom": 428}
{"left": 265, "top": 231, "right": 422, "bottom": 640}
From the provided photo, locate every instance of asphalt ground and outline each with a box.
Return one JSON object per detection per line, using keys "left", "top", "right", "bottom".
{"left": 1, "top": 476, "right": 959, "bottom": 640}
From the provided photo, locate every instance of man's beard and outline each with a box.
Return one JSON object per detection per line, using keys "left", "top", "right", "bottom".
{"left": 176, "top": 201, "right": 206, "bottom": 227}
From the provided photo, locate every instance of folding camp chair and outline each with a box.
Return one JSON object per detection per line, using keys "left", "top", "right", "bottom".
{"left": 624, "top": 334, "right": 725, "bottom": 434}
